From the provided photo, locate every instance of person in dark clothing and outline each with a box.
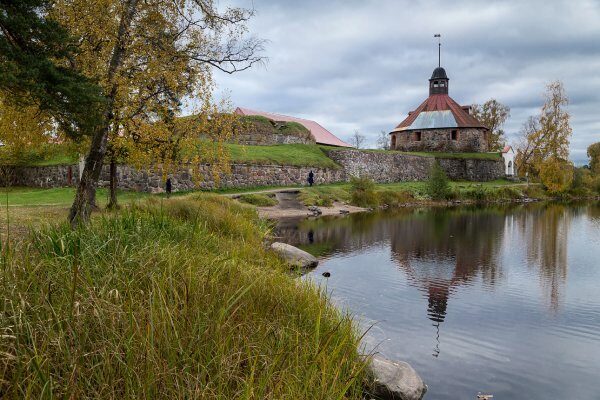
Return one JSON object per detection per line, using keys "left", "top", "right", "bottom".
{"left": 165, "top": 178, "right": 172, "bottom": 198}
{"left": 307, "top": 170, "right": 315, "bottom": 187}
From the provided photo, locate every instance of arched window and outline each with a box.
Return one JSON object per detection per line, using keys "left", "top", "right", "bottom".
{"left": 508, "top": 160, "right": 513, "bottom": 175}
{"left": 391, "top": 134, "right": 397, "bottom": 149}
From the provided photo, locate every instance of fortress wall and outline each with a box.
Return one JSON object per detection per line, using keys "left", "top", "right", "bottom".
{"left": 0, "top": 150, "right": 504, "bottom": 193}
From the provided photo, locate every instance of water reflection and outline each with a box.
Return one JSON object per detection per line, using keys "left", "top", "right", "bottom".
{"left": 279, "top": 204, "right": 592, "bottom": 314}
{"left": 276, "top": 202, "right": 600, "bottom": 399}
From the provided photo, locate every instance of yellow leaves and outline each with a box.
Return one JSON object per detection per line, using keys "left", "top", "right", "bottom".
{"left": 0, "top": 97, "right": 53, "bottom": 163}
{"left": 539, "top": 157, "right": 573, "bottom": 194}
{"left": 518, "top": 81, "right": 572, "bottom": 179}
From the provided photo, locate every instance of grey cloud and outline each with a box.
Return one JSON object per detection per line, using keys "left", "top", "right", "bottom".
{"left": 215, "top": 0, "right": 600, "bottom": 163}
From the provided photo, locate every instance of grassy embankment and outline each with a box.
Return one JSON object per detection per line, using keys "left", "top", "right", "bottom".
{"left": 2, "top": 142, "right": 340, "bottom": 169}
{"left": 0, "top": 194, "right": 368, "bottom": 398}
{"left": 296, "top": 180, "right": 544, "bottom": 207}
{"left": 235, "top": 193, "right": 278, "bottom": 206}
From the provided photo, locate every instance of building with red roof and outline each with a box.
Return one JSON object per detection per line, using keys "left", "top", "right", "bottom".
{"left": 235, "top": 107, "right": 352, "bottom": 147}
{"left": 389, "top": 66, "right": 489, "bottom": 152}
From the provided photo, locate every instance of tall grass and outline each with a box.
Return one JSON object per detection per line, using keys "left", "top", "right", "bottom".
{"left": 0, "top": 194, "right": 367, "bottom": 399}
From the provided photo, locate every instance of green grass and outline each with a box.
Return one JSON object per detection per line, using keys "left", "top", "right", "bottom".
{"left": 298, "top": 184, "right": 351, "bottom": 206}
{"left": 327, "top": 147, "right": 502, "bottom": 161}
{"left": 236, "top": 193, "right": 278, "bottom": 206}
{"left": 0, "top": 195, "right": 368, "bottom": 398}
{"left": 0, "top": 187, "right": 148, "bottom": 207}
{"left": 295, "top": 180, "right": 539, "bottom": 207}
{"left": 225, "top": 143, "right": 340, "bottom": 169}
{"left": 240, "top": 115, "right": 311, "bottom": 138}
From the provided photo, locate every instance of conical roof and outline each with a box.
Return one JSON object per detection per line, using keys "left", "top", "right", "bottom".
{"left": 391, "top": 94, "right": 486, "bottom": 132}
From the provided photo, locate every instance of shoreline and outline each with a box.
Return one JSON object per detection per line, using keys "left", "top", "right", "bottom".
{"left": 255, "top": 194, "right": 600, "bottom": 220}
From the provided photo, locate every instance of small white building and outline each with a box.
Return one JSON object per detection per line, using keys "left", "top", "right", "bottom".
{"left": 502, "top": 145, "right": 516, "bottom": 176}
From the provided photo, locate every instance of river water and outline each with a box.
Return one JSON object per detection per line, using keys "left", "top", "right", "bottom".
{"left": 276, "top": 202, "right": 600, "bottom": 399}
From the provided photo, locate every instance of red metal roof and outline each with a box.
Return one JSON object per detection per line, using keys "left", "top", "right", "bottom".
{"left": 392, "top": 94, "right": 486, "bottom": 132}
{"left": 235, "top": 107, "right": 352, "bottom": 147}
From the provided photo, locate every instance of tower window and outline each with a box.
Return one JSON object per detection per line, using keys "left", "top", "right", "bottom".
{"left": 451, "top": 130, "right": 458, "bottom": 140}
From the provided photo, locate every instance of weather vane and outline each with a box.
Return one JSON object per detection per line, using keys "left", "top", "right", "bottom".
{"left": 434, "top": 34, "right": 441, "bottom": 67}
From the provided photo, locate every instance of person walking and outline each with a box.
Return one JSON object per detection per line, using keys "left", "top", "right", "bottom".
{"left": 165, "top": 178, "right": 172, "bottom": 198}
{"left": 307, "top": 170, "right": 315, "bottom": 187}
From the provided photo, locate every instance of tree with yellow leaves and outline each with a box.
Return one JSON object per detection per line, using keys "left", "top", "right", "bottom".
{"left": 471, "top": 99, "right": 510, "bottom": 152}
{"left": 0, "top": 97, "right": 53, "bottom": 165}
{"left": 539, "top": 157, "right": 573, "bottom": 194}
{"left": 515, "top": 81, "right": 573, "bottom": 192}
{"left": 51, "top": 0, "right": 262, "bottom": 224}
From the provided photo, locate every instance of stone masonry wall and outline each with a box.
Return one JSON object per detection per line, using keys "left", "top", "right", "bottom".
{"left": 233, "top": 132, "right": 313, "bottom": 146}
{"left": 0, "top": 163, "right": 345, "bottom": 193}
{"left": 326, "top": 149, "right": 504, "bottom": 182}
{"left": 0, "top": 150, "right": 504, "bottom": 192}
{"left": 232, "top": 121, "right": 314, "bottom": 146}
{"left": 391, "top": 127, "right": 488, "bottom": 152}
{"left": 0, "top": 165, "right": 79, "bottom": 188}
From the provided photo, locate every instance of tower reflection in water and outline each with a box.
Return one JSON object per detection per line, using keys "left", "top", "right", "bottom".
{"left": 278, "top": 203, "right": 578, "bottom": 356}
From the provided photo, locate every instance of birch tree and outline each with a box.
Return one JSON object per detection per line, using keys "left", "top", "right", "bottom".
{"left": 52, "top": 0, "right": 263, "bottom": 224}
{"left": 516, "top": 81, "right": 572, "bottom": 181}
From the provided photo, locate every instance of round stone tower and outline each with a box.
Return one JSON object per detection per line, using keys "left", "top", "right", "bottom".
{"left": 389, "top": 66, "right": 489, "bottom": 153}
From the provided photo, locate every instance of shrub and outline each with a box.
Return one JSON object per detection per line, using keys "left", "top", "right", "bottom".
{"left": 462, "top": 186, "right": 487, "bottom": 201}
{"left": 350, "top": 176, "right": 378, "bottom": 207}
{"left": 539, "top": 157, "right": 574, "bottom": 194}
{"left": 237, "top": 193, "right": 278, "bottom": 206}
{"left": 376, "top": 189, "right": 414, "bottom": 207}
{"left": 426, "top": 161, "right": 451, "bottom": 200}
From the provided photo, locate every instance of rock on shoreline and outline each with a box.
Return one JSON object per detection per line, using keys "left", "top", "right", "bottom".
{"left": 270, "top": 242, "right": 318, "bottom": 269}
{"left": 366, "top": 355, "right": 427, "bottom": 400}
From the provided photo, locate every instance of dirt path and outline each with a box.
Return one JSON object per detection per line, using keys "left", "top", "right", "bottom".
{"left": 222, "top": 187, "right": 302, "bottom": 197}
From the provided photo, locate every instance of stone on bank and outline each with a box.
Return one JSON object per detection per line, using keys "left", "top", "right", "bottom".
{"left": 270, "top": 242, "right": 318, "bottom": 270}
{"left": 366, "top": 355, "right": 427, "bottom": 400}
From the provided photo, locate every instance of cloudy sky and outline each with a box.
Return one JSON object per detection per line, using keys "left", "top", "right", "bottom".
{"left": 213, "top": 0, "right": 600, "bottom": 163}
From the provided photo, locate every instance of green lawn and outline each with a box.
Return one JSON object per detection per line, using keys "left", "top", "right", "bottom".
{"left": 1, "top": 187, "right": 148, "bottom": 207}
{"left": 225, "top": 143, "right": 341, "bottom": 169}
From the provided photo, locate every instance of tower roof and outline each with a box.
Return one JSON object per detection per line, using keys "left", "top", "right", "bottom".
{"left": 430, "top": 67, "right": 448, "bottom": 81}
{"left": 391, "top": 94, "right": 486, "bottom": 132}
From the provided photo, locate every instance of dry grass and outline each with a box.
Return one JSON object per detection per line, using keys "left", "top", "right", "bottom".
{"left": 0, "top": 194, "right": 368, "bottom": 399}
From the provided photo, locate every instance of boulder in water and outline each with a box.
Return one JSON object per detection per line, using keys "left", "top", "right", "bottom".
{"left": 366, "top": 355, "right": 427, "bottom": 400}
{"left": 270, "top": 242, "right": 318, "bottom": 269}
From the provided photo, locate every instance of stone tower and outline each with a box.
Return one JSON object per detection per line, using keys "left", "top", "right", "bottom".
{"left": 389, "top": 66, "right": 489, "bottom": 153}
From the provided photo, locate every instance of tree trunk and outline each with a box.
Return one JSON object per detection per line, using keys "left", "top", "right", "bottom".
{"left": 68, "top": 128, "right": 109, "bottom": 225}
{"left": 107, "top": 158, "right": 118, "bottom": 209}
{"left": 67, "top": 0, "right": 139, "bottom": 227}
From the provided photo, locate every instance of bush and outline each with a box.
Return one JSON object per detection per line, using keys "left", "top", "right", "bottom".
{"left": 539, "top": 158, "right": 574, "bottom": 194}
{"left": 350, "top": 176, "right": 378, "bottom": 207}
{"left": 376, "top": 189, "right": 414, "bottom": 207}
{"left": 462, "top": 186, "right": 487, "bottom": 201}
{"left": 426, "top": 161, "right": 451, "bottom": 200}
{"left": 237, "top": 193, "right": 278, "bottom": 206}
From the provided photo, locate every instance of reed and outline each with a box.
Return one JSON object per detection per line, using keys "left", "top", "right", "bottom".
{"left": 0, "top": 194, "right": 367, "bottom": 399}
